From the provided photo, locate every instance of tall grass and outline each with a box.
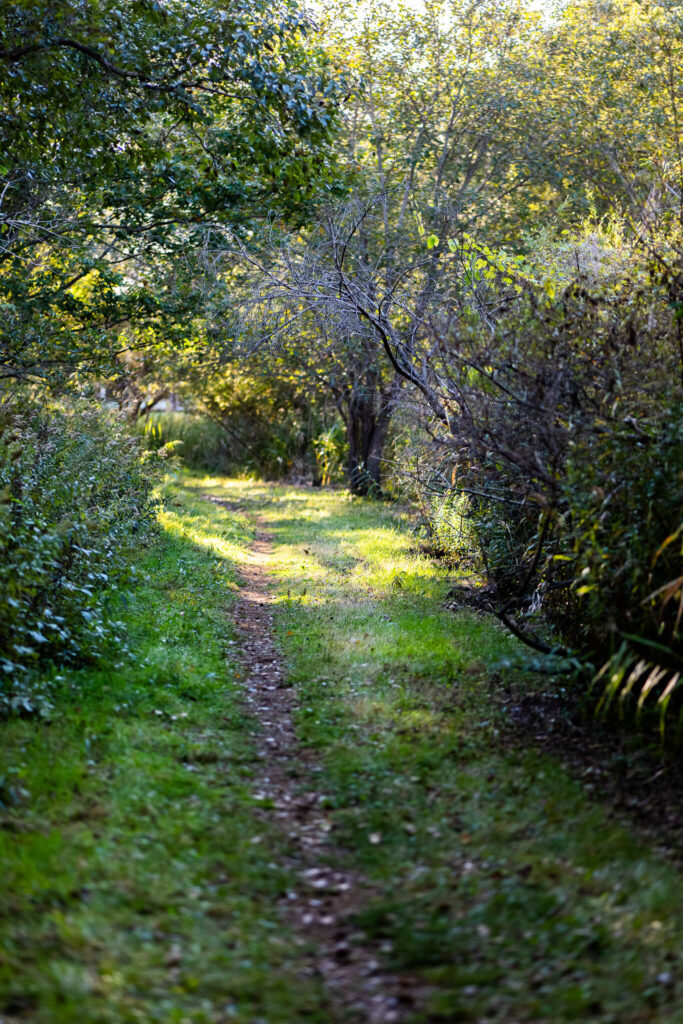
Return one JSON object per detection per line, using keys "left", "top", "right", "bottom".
{"left": 135, "top": 413, "right": 234, "bottom": 473}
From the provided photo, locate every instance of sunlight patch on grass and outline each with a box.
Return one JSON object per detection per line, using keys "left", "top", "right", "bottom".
{"left": 189, "top": 475, "right": 683, "bottom": 1024}
{"left": 0, "top": 475, "right": 328, "bottom": 1024}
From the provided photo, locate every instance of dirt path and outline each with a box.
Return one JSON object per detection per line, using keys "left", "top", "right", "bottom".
{"left": 227, "top": 515, "right": 422, "bottom": 1023}
{"left": 195, "top": 481, "right": 683, "bottom": 1024}
{"left": 4, "top": 477, "right": 682, "bottom": 1024}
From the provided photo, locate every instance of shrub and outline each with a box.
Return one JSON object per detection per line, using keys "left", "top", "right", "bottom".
{"left": 312, "top": 423, "right": 348, "bottom": 486}
{"left": 569, "top": 404, "right": 683, "bottom": 736}
{"left": 0, "top": 402, "right": 160, "bottom": 714}
{"left": 401, "top": 223, "right": 683, "bottom": 738}
{"left": 137, "top": 409, "right": 310, "bottom": 479}
{"left": 137, "top": 408, "right": 341, "bottom": 482}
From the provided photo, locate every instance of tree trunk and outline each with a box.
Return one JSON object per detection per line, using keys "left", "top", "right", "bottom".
{"left": 129, "top": 388, "right": 169, "bottom": 422}
{"left": 345, "top": 383, "right": 395, "bottom": 496}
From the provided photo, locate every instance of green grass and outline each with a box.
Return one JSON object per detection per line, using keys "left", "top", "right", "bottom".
{"left": 191, "top": 475, "right": 683, "bottom": 1024}
{"left": 0, "top": 479, "right": 327, "bottom": 1023}
{"left": 2, "top": 472, "right": 683, "bottom": 1023}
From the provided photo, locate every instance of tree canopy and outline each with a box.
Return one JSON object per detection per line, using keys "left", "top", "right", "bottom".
{"left": 0, "top": 0, "right": 344, "bottom": 384}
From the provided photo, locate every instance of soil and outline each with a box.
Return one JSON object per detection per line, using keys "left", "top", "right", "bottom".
{"left": 211, "top": 499, "right": 426, "bottom": 1023}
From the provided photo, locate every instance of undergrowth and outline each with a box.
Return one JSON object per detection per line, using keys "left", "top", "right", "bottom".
{"left": 0, "top": 403, "right": 161, "bottom": 716}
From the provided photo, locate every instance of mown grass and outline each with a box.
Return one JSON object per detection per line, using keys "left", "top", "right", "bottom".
{"left": 189, "top": 475, "right": 683, "bottom": 1024}
{"left": 3, "top": 472, "right": 683, "bottom": 1024}
{"left": 0, "top": 479, "right": 327, "bottom": 1023}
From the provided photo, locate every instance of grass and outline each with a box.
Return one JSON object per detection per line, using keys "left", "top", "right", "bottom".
{"left": 191, "top": 474, "right": 683, "bottom": 1024}
{"left": 0, "top": 480, "right": 327, "bottom": 1023}
{"left": 2, "top": 471, "right": 683, "bottom": 1023}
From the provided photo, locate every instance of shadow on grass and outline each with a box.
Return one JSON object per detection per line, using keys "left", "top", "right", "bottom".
{"left": 179, "top": 475, "right": 683, "bottom": 1024}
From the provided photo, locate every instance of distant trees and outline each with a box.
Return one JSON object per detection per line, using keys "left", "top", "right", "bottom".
{"left": 223, "top": 0, "right": 547, "bottom": 491}
{"left": 227, "top": 0, "right": 683, "bottom": 491}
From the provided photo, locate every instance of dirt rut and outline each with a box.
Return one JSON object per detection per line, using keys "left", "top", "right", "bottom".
{"left": 213, "top": 502, "right": 423, "bottom": 1022}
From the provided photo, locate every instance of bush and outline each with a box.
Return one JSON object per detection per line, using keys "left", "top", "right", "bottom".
{"left": 0, "top": 402, "right": 160, "bottom": 714}
{"left": 137, "top": 407, "right": 342, "bottom": 482}
{"left": 312, "top": 423, "right": 348, "bottom": 485}
{"left": 569, "top": 404, "right": 683, "bottom": 734}
{"left": 402, "top": 223, "right": 683, "bottom": 738}
{"left": 468, "top": 271, "right": 681, "bottom": 731}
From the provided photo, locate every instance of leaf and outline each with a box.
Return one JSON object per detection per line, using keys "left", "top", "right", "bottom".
{"left": 652, "top": 524, "right": 683, "bottom": 565}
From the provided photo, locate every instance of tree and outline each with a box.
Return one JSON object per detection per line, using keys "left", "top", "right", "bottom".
{"left": 217, "top": 0, "right": 549, "bottom": 492}
{"left": 525, "top": 0, "right": 683, "bottom": 222}
{"left": 0, "top": 0, "right": 344, "bottom": 386}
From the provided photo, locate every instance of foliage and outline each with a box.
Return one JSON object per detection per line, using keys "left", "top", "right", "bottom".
{"left": 0, "top": 0, "right": 344, "bottom": 386}
{"left": 137, "top": 412, "right": 234, "bottom": 475}
{"left": 220, "top": 0, "right": 556, "bottom": 494}
{"left": 212, "top": 226, "right": 401, "bottom": 494}
{"left": 422, "top": 490, "right": 472, "bottom": 565}
{"left": 526, "top": 0, "right": 683, "bottom": 219}
{"left": 0, "top": 402, "right": 160, "bottom": 714}
{"left": 394, "top": 216, "right": 683, "bottom": 732}
{"left": 135, "top": 364, "right": 334, "bottom": 480}
{"left": 312, "top": 423, "right": 348, "bottom": 486}
{"left": 190, "top": 363, "right": 325, "bottom": 479}
{"left": 253, "top": 0, "right": 683, "bottom": 737}
{"left": 576, "top": 410, "right": 683, "bottom": 735}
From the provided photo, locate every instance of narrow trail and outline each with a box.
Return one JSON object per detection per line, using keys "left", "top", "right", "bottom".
{"left": 220, "top": 504, "right": 422, "bottom": 1023}
{"left": 196, "top": 481, "right": 683, "bottom": 1024}
{"left": 4, "top": 478, "right": 683, "bottom": 1023}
